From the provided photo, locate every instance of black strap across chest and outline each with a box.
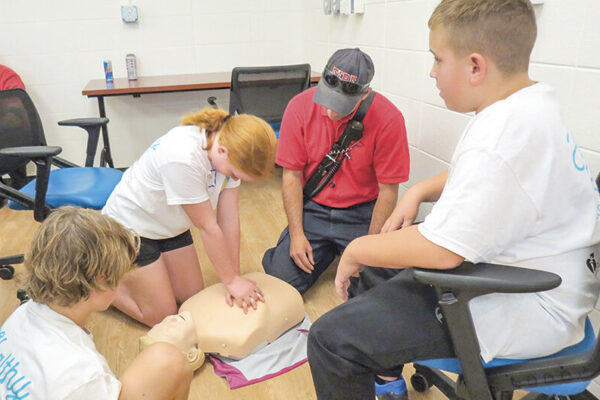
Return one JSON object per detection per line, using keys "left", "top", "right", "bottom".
{"left": 302, "top": 90, "right": 375, "bottom": 200}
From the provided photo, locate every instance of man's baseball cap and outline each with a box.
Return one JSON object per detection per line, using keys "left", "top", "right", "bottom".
{"left": 313, "top": 48, "right": 374, "bottom": 116}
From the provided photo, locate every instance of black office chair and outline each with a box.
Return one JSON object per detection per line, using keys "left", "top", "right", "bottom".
{"left": 0, "top": 88, "right": 122, "bottom": 280}
{"left": 209, "top": 64, "right": 312, "bottom": 138}
{"left": 406, "top": 172, "right": 600, "bottom": 400}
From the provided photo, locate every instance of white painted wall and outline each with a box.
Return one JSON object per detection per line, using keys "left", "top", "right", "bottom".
{"left": 303, "top": 0, "right": 600, "bottom": 395}
{"left": 0, "top": 0, "right": 306, "bottom": 167}
{"left": 2, "top": 0, "right": 600, "bottom": 395}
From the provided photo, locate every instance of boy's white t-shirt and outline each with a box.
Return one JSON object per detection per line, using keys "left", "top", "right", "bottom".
{"left": 103, "top": 125, "right": 240, "bottom": 239}
{"left": 419, "top": 82, "right": 600, "bottom": 362}
{"left": 0, "top": 301, "right": 121, "bottom": 400}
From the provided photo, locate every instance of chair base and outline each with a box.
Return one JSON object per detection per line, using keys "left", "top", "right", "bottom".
{"left": 0, "top": 264, "right": 15, "bottom": 280}
{"left": 0, "top": 254, "right": 24, "bottom": 280}
{"left": 521, "top": 393, "right": 597, "bottom": 400}
{"left": 411, "top": 364, "right": 597, "bottom": 400}
{"left": 412, "top": 364, "right": 463, "bottom": 400}
{"left": 17, "top": 289, "right": 29, "bottom": 304}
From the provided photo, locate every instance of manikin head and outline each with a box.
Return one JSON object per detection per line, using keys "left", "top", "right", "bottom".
{"left": 139, "top": 311, "right": 205, "bottom": 371}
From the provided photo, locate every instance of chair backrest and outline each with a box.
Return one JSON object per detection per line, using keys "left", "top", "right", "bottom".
{"left": 0, "top": 88, "right": 46, "bottom": 175}
{"left": 229, "top": 64, "right": 311, "bottom": 123}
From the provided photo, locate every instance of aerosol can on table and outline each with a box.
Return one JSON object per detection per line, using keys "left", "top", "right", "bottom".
{"left": 126, "top": 53, "right": 138, "bottom": 80}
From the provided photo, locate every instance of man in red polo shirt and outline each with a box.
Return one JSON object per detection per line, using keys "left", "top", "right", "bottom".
{"left": 262, "top": 48, "right": 410, "bottom": 295}
{"left": 0, "top": 65, "right": 25, "bottom": 91}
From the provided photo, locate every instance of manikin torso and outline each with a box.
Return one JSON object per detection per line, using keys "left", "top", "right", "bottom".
{"left": 140, "top": 273, "right": 305, "bottom": 369}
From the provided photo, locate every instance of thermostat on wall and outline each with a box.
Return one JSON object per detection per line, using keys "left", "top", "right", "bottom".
{"left": 121, "top": 5, "right": 138, "bottom": 22}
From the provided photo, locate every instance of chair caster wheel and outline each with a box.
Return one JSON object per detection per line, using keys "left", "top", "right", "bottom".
{"left": 410, "top": 373, "right": 430, "bottom": 393}
{"left": 0, "top": 265, "right": 15, "bottom": 280}
{"left": 17, "top": 289, "right": 30, "bottom": 304}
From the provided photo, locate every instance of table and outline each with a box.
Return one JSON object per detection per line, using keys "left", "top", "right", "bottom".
{"left": 82, "top": 71, "right": 321, "bottom": 167}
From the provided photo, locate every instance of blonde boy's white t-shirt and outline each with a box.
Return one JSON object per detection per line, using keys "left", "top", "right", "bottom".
{"left": 103, "top": 125, "right": 240, "bottom": 239}
{"left": 419, "top": 82, "right": 600, "bottom": 362}
{"left": 0, "top": 301, "right": 121, "bottom": 400}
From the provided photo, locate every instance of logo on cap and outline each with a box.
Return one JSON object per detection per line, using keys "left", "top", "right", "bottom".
{"left": 331, "top": 66, "right": 358, "bottom": 84}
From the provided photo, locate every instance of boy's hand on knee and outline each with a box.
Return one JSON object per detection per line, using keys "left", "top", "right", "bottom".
{"left": 335, "top": 275, "right": 351, "bottom": 301}
{"left": 335, "top": 251, "right": 363, "bottom": 301}
{"left": 381, "top": 194, "right": 420, "bottom": 233}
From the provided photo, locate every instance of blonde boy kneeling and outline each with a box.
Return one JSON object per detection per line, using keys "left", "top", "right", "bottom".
{"left": 0, "top": 207, "right": 192, "bottom": 400}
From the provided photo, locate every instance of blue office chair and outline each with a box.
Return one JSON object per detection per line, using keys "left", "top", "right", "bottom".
{"left": 208, "top": 64, "right": 311, "bottom": 138}
{"left": 0, "top": 88, "right": 122, "bottom": 279}
{"left": 399, "top": 175, "right": 600, "bottom": 400}
{"left": 408, "top": 257, "right": 600, "bottom": 399}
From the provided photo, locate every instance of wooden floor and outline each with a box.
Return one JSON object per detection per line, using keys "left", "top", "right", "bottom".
{"left": 0, "top": 168, "right": 526, "bottom": 400}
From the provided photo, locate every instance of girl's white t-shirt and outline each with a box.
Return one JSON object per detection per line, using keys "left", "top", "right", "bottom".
{"left": 419, "top": 83, "right": 600, "bottom": 362}
{"left": 103, "top": 125, "right": 240, "bottom": 239}
{"left": 0, "top": 301, "right": 121, "bottom": 400}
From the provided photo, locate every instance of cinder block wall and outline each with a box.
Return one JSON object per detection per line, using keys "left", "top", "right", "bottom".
{"left": 0, "top": 0, "right": 306, "bottom": 167}
{"left": 302, "top": 0, "right": 600, "bottom": 395}
{"left": 2, "top": 0, "right": 600, "bottom": 393}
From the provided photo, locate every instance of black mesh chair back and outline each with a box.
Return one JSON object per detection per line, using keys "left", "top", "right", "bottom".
{"left": 0, "top": 89, "right": 45, "bottom": 176}
{"left": 229, "top": 64, "right": 311, "bottom": 122}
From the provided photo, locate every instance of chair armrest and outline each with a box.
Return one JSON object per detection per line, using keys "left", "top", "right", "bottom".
{"left": 0, "top": 145, "right": 59, "bottom": 221}
{"left": 0, "top": 145, "right": 62, "bottom": 159}
{"left": 410, "top": 261, "right": 561, "bottom": 400}
{"left": 58, "top": 117, "right": 109, "bottom": 128}
{"left": 411, "top": 261, "right": 561, "bottom": 297}
{"left": 58, "top": 118, "right": 109, "bottom": 167}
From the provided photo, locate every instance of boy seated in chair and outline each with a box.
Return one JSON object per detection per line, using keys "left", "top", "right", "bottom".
{"left": 306, "top": 1, "right": 600, "bottom": 399}
{"left": 0, "top": 206, "right": 192, "bottom": 400}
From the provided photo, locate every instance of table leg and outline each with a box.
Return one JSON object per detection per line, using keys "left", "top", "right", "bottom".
{"left": 97, "top": 96, "right": 115, "bottom": 168}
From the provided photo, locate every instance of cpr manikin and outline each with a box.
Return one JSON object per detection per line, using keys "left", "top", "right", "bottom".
{"left": 139, "top": 272, "right": 305, "bottom": 370}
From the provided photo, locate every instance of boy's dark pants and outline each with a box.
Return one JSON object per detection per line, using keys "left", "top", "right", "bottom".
{"left": 307, "top": 270, "right": 457, "bottom": 400}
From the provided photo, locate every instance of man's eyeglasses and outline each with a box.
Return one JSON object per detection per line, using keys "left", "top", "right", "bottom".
{"left": 322, "top": 70, "right": 369, "bottom": 95}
